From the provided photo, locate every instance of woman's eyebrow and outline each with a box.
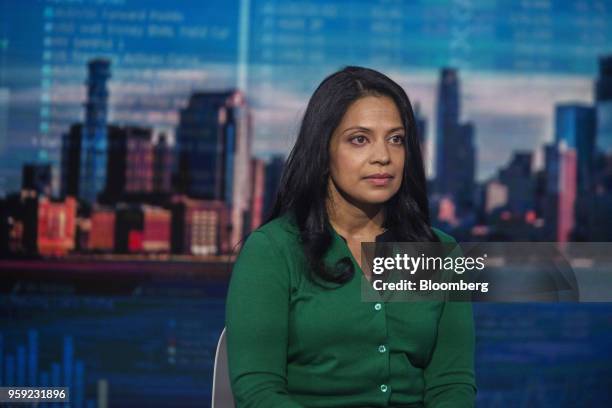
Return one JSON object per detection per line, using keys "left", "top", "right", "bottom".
{"left": 342, "top": 126, "right": 405, "bottom": 134}
{"left": 342, "top": 126, "right": 371, "bottom": 134}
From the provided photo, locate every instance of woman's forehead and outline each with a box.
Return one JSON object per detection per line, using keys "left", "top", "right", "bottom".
{"left": 338, "top": 96, "right": 404, "bottom": 130}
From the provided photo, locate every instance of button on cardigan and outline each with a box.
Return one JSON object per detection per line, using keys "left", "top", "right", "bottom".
{"left": 225, "top": 212, "right": 476, "bottom": 407}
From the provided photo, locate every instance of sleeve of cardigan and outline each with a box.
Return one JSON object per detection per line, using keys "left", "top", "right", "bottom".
{"left": 225, "top": 230, "right": 304, "bottom": 408}
{"left": 423, "top": 236, "right": 477, "bottom": 408}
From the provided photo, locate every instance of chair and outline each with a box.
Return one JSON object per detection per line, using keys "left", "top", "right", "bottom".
{"left": 212, "top": 327, "right": 236, "bottom": 407}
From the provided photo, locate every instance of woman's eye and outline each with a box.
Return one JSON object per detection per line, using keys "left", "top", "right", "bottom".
{"left": 390, "top": 135, "right": 405, "bottom": 144}
{"left": 350, "top": 135, "right": 367, "bottom": 145}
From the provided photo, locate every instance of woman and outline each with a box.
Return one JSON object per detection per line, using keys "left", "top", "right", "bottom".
{"left": 225, "top": 66, "right": 476, "bottom": 407}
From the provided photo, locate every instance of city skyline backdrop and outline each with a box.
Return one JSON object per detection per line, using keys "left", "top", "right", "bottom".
{"left": 0, "top": 0, "right": 610, "bottom": 195}
{"left": 1, "top": 0, "right": 611, "bottom": 257}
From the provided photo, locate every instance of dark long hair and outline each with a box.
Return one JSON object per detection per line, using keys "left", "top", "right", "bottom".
{"left": 265, "top": 66, "right": 439, "bottom": 286}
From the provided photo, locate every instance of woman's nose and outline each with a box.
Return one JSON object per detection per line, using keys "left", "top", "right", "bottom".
{"left": 370, "top": 139, "right": 391, "bottom": 164}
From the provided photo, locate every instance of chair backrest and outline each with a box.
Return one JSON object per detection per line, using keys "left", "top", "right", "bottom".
{"left": 212, "top": 327, "right": 235, "bottom": 407}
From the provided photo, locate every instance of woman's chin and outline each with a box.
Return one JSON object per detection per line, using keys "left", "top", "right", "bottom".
{"left": 357, "top": 193, "right": 395, "bottom": 205}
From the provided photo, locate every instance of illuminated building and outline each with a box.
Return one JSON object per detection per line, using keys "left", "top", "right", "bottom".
{"left": 89, "top": 207, "right": 116, "bottom": 251}
{"left": 153, "top": 133, "right": 173, "bottom": 193}
{"left": 78, "top": 59, "right": 111, "bottom": 204}
{"left": 36, "top": 196, "right": 77, "bottom": 256}
{"left": 170, "top": 196, "right": 230, "bottom": 255}
{"left": 544, "top": 143, "right": 577, "bottom": 243}
{"left": 105, "top": 126, "right": 154, "bottom": 200}
{"left": 175, "top": 90, "right": 252, "bottom": 247}
{"left": 142, "top": 205, "right": 171, "bottom": 253}
{"left": 434, "top": 68, "right": 476, "bottom": 214}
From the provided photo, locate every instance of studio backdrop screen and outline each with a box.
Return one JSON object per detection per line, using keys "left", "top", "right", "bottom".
{"left": 1, "top": 1, "right": 611, "bottom": 407}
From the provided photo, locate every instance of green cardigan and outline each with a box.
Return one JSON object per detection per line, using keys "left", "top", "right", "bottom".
{"left": 225, "top": 212, "right": 476, "bottom": 407}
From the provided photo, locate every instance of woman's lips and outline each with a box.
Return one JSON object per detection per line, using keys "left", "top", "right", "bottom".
{"left": 365, "top": 176, "right": 393, "bottom": 186}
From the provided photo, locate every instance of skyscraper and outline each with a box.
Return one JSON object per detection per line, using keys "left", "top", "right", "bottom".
{"left": 104, "top": 125, "right": 154, "bottom": 201}
{"left": 175, "top": 90, "right": 252, "bottom": 246}
{"left": 153, "top": 133, "right": 173, "bottom": 193}
{"left": 555, "top": 104, "right": 596, "bottom": 193}
{"left": 544, "top": 142, "right": 577, "bottom": 243}
{"left": 498, "top": 152, "right": 534, "bottom": 214}
{"left": 61, "top": 124, "right": 82, "bottom": 198}
{"left": 78, "top": 59, "right": 111, "bottom": 204}
{"left": 434, "top": 68, "right": 476, "bottom": 214}
{"left": 456, "top": 123, "right": 476, "bottom": 210}
{"left": 595, "top": 55, "right": 612, "bottom": 153}
{"left": 435, "top": 68, "right": 459, "bottom": 196}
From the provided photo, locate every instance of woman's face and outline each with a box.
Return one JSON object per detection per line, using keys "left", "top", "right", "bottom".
{"left": 328, "top": 95, "right": 406, "bottom": 208}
